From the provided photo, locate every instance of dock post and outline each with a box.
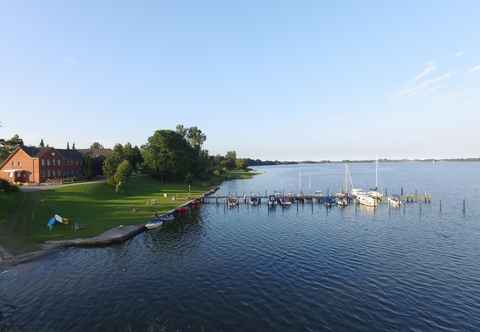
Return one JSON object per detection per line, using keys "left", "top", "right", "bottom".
{"left": 463, "top": 199, "right": 466, "bottom": 216}
{"left": 439, "top": 200, "right": 442, "bottom": 214}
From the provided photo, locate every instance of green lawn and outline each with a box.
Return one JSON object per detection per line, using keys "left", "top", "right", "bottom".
{"left": 225, "top": 169, "right": 260, "bottom": 180}
{"left": 0, "top": 170, "right": 258, "bottom": 254}
{"left": 0, "top": 176, "right": 213, "bottom": 252}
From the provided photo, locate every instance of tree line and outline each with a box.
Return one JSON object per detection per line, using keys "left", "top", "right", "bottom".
{"left": 101, "top": 125, "right": 247, "bottom": 191}
{"left": 0, "top": 125, "right": 248, "bottom": 192}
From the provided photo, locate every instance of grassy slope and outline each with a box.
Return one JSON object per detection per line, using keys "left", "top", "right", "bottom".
{"left": 0, "top": 169, "right": 258, "bottom": 253}
{"left": 224, "top": 169, "right": 260, "bottom": 180}
{"left": 0, "top": 176, "right": 211, "bottom": 246}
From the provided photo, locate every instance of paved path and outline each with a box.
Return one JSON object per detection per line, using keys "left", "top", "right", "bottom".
{"left": 20, "top": 179, "right": 107, "bottom": 192}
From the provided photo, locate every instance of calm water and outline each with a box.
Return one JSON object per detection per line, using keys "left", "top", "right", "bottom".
{"left": 2, "top": 162, "right": 480, "bottom": 331}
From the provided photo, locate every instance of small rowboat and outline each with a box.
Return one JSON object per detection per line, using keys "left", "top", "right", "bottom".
{"left": 157, "top": 214, "right": 175, "bottom": 222}
{"left": 145, "top": 220, "right": 163, "bottom": 230}
{"left": 176, "top": 207, "right": 189, "bottom": 215}
{"left": 146, "top": 213, "right": 175, "bottom": 230}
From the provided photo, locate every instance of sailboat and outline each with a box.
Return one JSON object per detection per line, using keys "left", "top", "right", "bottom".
{"left": 349, "top": 161, "right": 379, "bottom": 207}
{"left": 368, "top": 158, "right": 383, "bottom": 200}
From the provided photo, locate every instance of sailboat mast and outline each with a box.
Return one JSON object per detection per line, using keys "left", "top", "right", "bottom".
{"left": 375, "top": 157, "right": 378, "bottom": 189}
{"left": 344, "top": 164, "right": 353, "bottom": 193}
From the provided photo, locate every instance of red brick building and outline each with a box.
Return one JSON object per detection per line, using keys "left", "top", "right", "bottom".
{"left": 0, "top": 146, "right": 83, "bottom": 185}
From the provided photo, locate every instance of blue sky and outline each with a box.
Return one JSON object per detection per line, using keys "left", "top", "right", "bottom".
{"left": 1, "top": 1, "right": 479, "bottom": 160}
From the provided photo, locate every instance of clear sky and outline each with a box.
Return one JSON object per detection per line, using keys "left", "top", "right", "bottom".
{"left": 1, "top": 1, "right": 479, "bottom": 160}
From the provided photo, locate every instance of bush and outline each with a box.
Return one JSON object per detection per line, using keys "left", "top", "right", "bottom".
{"left": 0, "top": 179, "right": 19, "bottom": 193}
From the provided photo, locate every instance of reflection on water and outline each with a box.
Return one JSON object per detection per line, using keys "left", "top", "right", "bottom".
{"left": 2, "top": 162, "right": 480, "bottom": 331}
{"left": 356, "top": 204, "right": 377, "bottom": 217}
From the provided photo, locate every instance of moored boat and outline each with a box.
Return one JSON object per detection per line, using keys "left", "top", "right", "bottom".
{"left": 388, "top": 196, "right": 401, "bottom": 208}
{"left": 249, "top": 196, "right": 260, "bottom": 206}
{"left": 268, "top": 195, "right": 277, "bottom": 207}
{"left": 336, "top": 197, "right": 348, "bottom": 207}
{"left": 356, "top": 194, "right": 377, "bottom": 207}
{"left": 368, "top": 190, "right": 383, "bottom": 200}
{"left": 145, "top": 220, "right": 163, "bottom": 230}
{"left": 278, "top": 197, "right": 292, "bottom": 207}
{"left": 227, "top": 197, "right": 239, "bottom": 208}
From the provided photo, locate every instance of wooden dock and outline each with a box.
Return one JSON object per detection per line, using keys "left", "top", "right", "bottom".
{"left": 202, "top": 192, "right": 433, "bottom": 206}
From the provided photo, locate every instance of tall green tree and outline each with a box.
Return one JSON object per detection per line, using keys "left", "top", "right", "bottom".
{"left": 176, "top": 124, "right": 188, "bottom": 138}
{"left": 222, "top": 151, "right": 237, "bottom": 170}
{"left": 0, "top": 135, "right": 24, "bottom": 163}
{"left": 90, "top": 142, "right": 104, "bottom": 150}
{"left": 142, "top": 130, "right": 195, "bottom": 181}
{"left": 235, "top": 158, "right": 247, "bottom": 170}
{"left": 103, "top": 144, "right": 125, "bottom": 184}
{"left": 39, "top": 139, "right": 45, "bottom": 148}
{"left": 186, "top": 127, "right": 207, "bottom": 149}
{"left": 122, "top": 143, "right": 143, "bottom": 172}
{"left": 114, "top": 160, "right": 132, "bottom": 192}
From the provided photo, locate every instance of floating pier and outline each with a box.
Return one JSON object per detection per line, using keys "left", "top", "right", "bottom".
{"left": 202, "top": 191, "right": 433, "bottom": 208}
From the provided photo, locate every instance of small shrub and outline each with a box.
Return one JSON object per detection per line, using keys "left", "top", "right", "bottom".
{"left": 0, "top": 179, "right": 19, "bottom": 193}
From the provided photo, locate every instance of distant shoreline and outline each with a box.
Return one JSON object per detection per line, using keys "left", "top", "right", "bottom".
{"left": 247, "top": 158, "right": 480, "bottom": 166}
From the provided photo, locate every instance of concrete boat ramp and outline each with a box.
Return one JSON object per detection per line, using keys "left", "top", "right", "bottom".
{"left": 0, "top": 224, "right": 146, "bottom": 267}
{"left": 43, "top": 224, "right": 146, "bottom": 248}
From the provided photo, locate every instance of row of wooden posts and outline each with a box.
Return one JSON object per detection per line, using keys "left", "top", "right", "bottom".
{"left": 203, "top": 194, "right": 468, "bottom": 216}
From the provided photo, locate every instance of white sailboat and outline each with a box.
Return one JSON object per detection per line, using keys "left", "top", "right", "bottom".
{"left": 357, "top": 194, "right": 378, "bottom": 207}
{"left": 368, "top": 158, "right": 383, "bottom": 200}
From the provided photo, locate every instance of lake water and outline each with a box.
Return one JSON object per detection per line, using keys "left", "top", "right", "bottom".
{"left": 2, "top": 162, "right": 480, "bottom": 331}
